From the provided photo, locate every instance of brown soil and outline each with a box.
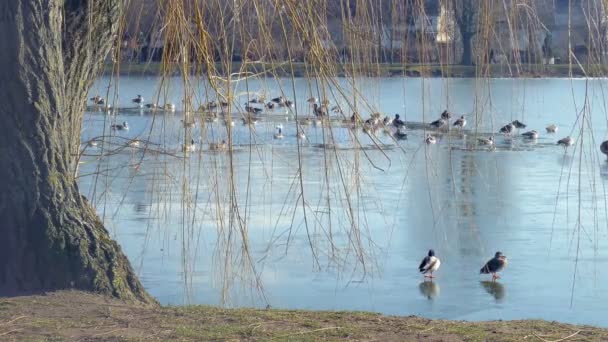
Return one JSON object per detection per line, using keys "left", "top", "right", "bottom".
{"left": 0, "top": 291, "right": 606, "bottom": 341}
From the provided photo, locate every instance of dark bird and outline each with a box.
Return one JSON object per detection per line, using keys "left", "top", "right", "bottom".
{"left": 511, "top": 120, "right": 526, "bottom": 128}
{"left": 392, "top": 114, "right": 405, "bottom": 127}
{"left": 601, "top": 140, "right": 608, "bottom": 159}
{"left": 419, "top": 249, "right": 441, "bottom": 279}
{"left": 265, "top": 102, "right": 275, "bottom": 110}
{"left": 557, "top": 136, "right": 574, "bottom": 147}
{"left": 499, "top": 123, "right": 515, "bottom": 135}
{"left": 430, "top": 118, "right": 446, "bottom": 129}
{"left": 245, "top": 104, "right": 263, "bottom": 114}
{"left": 132, "top": 94, "right": 144, "bottom": 105}
{"left": 440, "top": 110, "right": 452, "bottom": 120}
{"left": 521, "top": 130, "right": 539, "bottom": 139}
{"left": 480, "top": 251, "right": 508, "bottom": 281}
{"left": 90, "top": 95, "right": 105, "bottom": 105}
{"left": 271, "top": 96, "right": 285, "bottom": 104}
{"left": 111, "top": 121, "right": 129, "bottom": 131}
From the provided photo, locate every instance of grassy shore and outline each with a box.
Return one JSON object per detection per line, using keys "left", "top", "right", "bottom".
{"left": 0, "top": 291, "right": 606, "bottom": 341}
{"left": 103, "top": 61, "right": 608, "bottom": 78}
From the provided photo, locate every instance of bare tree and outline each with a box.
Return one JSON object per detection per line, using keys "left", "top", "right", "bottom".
{"left": 0, "top": 0, "right": 153, "bottom": 303}
{"left": 453, "top": 0, "right": 479, "bottom": 65}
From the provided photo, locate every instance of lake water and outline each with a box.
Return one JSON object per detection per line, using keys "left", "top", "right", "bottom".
{"left": 80, "top": 76, "right": 608, "bottom": 327}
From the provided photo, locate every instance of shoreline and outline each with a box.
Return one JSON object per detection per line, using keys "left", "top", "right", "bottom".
{"left": 1, "top": 291, "right": 606, "bottom": 341}
{"left": 103, "top": 61, "right": 608, "bottom": 78}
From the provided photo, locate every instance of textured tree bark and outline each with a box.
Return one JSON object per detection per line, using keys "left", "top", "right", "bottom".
{"left": 0, "top": 0, "right": 154, "bottom": 303}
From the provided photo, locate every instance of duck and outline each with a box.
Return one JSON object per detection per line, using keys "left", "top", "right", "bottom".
{"left": 521, "top": 130, "right": 539, "bottom": 139}
{"left": 477, "top": 136, "right": 494, "bottom": 146}
{"left": 273, "top": 125, "right": 284, "bottom": 139}
{"left": 331, "top": 105, "right": 343, "bottom": 114}
{"left": 430, "top": 118, "right": 447, "bottom": 129}
{"left": 307, "top": 97, "right": 318, "bottom": 103}
{"left": 209, "top": 140, "right": 227, "bottom": 151}
{"left": 392, "top": 114, "right": 405, "bottom": 128}
{"left": 224, "top": 118, "right": 235, "bottom": 127}
{"left": 245, "top": 104, "right": 263, "bottom": 114}
{"left": 145, "top": 103, "right": 160, "bottom": 109}
{"left": 557, "top": 136, "right": 574, "bottom": 147}
{"left": 511, "top": 120, "right": 526, "bottom": 129}
{"left": 419, "top": 249, "right": 441, "bottom": 279}
{"left": 87, "top": 140, "right": 98, "bottom": 147}
{"left": 440, "top": 110, "right": 452, "bottom": 120}
{"left": 132, "top": 95, "right": 144, "bottom": 105}
{"left": 383, "top": 116, "right": 393, "bottom": 126}
{"left": 111, "top": 121, "right": 129, "bottom": 130}
{"left": 313, "top": 104, "right": 327, "bottom": 117}
{"left": 394, "top": 127, "right": 407, "bottom": 140}
{"left": 425, "top": 134, "right": 436, "bottom": 144}
{"left": 299, "top": 117, "right": 313, "bottom": 126}
{"left": 270, "top": 96, "right": 285, "bottom": 104}
{"left": 248, "top": 97, "right": 264, "bottom": 104}
{"left": 182, "top": 139, "right": 196, "bottom": 152}
{"left": 164, "top": 103, "right": 176, "bottom": 112}
{"left": 453, "top": 115, "right": 466, "bottom": 129}
{"left": 480, "top": 251, "right": 508, "bottom": 281}
{"left": 601, "top": 140, "right": 608, "bottom": 159}
{"left": 546, "top": 124, "right": 558, "bottom": 133}
{"left": 90, "top": 95, "right": 105, "bottom": 105}
{"left": 128, "top": 139, "right": 141, "bottom": 148}
{"left": 499, "top": 123, "right": 515, "bottom": 135}
{"left": 265, "top": 102, "right": 276, "bottom": 110}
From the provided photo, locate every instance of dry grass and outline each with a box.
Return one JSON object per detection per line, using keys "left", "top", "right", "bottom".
{"left": 0, "top": 291, "right": 606, "bottom": 341}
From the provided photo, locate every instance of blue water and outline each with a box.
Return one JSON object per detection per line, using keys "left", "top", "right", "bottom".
{"left": 80, "top": 76, "right": 608, "bottom": 327}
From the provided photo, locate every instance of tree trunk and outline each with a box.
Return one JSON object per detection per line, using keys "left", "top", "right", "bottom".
{"left": 0, "top": 0, "right": 154, "bottom": 304}
{"left": 461, "top": 32, "right": 473, "bottom": 66}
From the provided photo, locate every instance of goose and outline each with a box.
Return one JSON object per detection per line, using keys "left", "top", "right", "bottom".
{"left": 392, "top": 114, "right": 405, "bottom": 128}
{"left": 521, "top": 130, "right": 539, "bottom": 139}
{"left": 182, "top": 139, "right": 196, "bottom": 152}
{"left": 273, "top": 125, "right": 284, "bottom": 139}
{"left": 453, "top": 115, "right": 466, "bottom": 129}
{"left": 419, "top": 249, "right": 441, "bottom": 279}
{"left": 499, "top": 123, "right": 515, "bottom": 135}
{"left": 478, "top": 136, "right": 494, "bottom": 146}
{"left": 557, "top": 136, "right": 574, "bottom": 147}
{"left": 132, "top": 95, "right": 144, "bottom": 105}
{"left": 601, "top": 140, "right": 608, "bottom": 159}
{"left": 511, "top": 120, "right": 526, "bottom": 129}
{"left": 111, "top": 121, "right": 129, "bottom": 130}
{"left": 440, "top": 110, "right": 452, "bottom": 120}
{"left": 209, "top": 140, "right": 227, "bottom": 151}
{"left": 546, "top": 124, "right": 558, "bottom": 133}
{"left": 128, "top": 139, "right": 141, "bottom": 148}
{"left": 430, "top": 118, "right": 446, "bottom": 129}
{"left": 425, "top": 134, "right": 436, "bottom": 144}
{"left": 480, "top": 251, "right": 508, "bottom": 281}
{"left": 394, "top": 127, "right": 407, "bottom": 140}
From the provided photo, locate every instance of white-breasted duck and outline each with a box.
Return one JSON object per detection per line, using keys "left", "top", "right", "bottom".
{"left": 440, "top": 110, "right": 452, "bottom": 120}
{"left": 477, "top": 136, "right": 494, "bottom": 146}
{"left": 419, "top": 249, "right": 441, "bottom": 279}
{"left": 480, "top": 251, "right": 508, "bottom": 281}
{"left": 499, "top": 123, "right": 515, "bottom": 135}
{"left": 430, "top": 118, "right": 447, "bottom": 129}
{"left": 546, "top": 124, "right": 558, "bottom": 133}
{"left": 111, "top": 121, "right": 129, "bottom": 130}
{"left": 453, "top": 115, "right": 466, "bottom": 129}
{"left": 521, "top": 130, "right": 539, "bottom": 139}
{"left": 511, "top": 120, "right": 526, "bottom": 129}
{"left": 425, "top": 134, "right": 436, "bottom": 144}
{"left": 132, "top": 95, "right": 144, "bottom": 105}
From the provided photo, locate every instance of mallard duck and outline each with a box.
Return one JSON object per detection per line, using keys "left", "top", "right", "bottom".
{"left": 546, "top": 124, "right": 558, "bottom": 133}
{"left": 440, "top": 110, "right": 452, "bottom": 120}
{"left": 521, "top": 130, "right": 539, "bottom": 139}
{"left": 430, "top": 118, "right": 446, "bottom": 129}
{"left": 90, "top": 95, "right": 105, "bottom": 105}
{"left": 511, "top": 120, "right": 526, "bottom": 128}
{"left": 132, "top": 95, "right": 144, "bottom": 105}
{"left": 425, "top": 134, "right": 436, "bottom": 144}
{"left": 480, "top": 251, "right": 508, "bottom": 281}
{"left": 209, "top": 140, "right": 227, "bottom": 151}
{"left": 111, "top": 121, "right": 129, "bottom": 130}
{"left": 419, "top": 249, "right": 441, "bottom": 279}
{"left": 273, "top": 125, "right": 284, "bottom": 139}
{"left": 453, "top": 115, "right": 466, "bottom": 129}
{"left": 499, "top": 123, "right": 515, "bottom": 135}
{"left": 601, "top": 140, "right": 608, "bottom": 159}
{"left": 477, "top": 136, "right": 494, "bottom": 146}
{"left": 182, "top": 138, "right": 196, "bottom": 152}
{"left": 557, "top": 136, "right": 574, "bottom": 147}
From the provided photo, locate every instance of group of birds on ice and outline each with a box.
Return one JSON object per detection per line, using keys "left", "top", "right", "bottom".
{"left": 419, "top": 249, "right": 508, "bottom": 282}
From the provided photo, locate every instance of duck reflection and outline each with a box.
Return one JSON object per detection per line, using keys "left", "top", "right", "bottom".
{"left": 600, "top": 162, "right": 608, "bottom": 180}
{"left": 419, "top": 281, "right": 440, "bottom": 300}
{"left": 480, "top": 281, "right": 505, "bottom": 301}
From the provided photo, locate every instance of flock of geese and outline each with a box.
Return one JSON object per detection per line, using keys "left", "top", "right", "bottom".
{"left": 419, "top": 250, "right": 508, "bottom": 282}
{"left": 91, "top": 94, "right": 608, "bottom": 157}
